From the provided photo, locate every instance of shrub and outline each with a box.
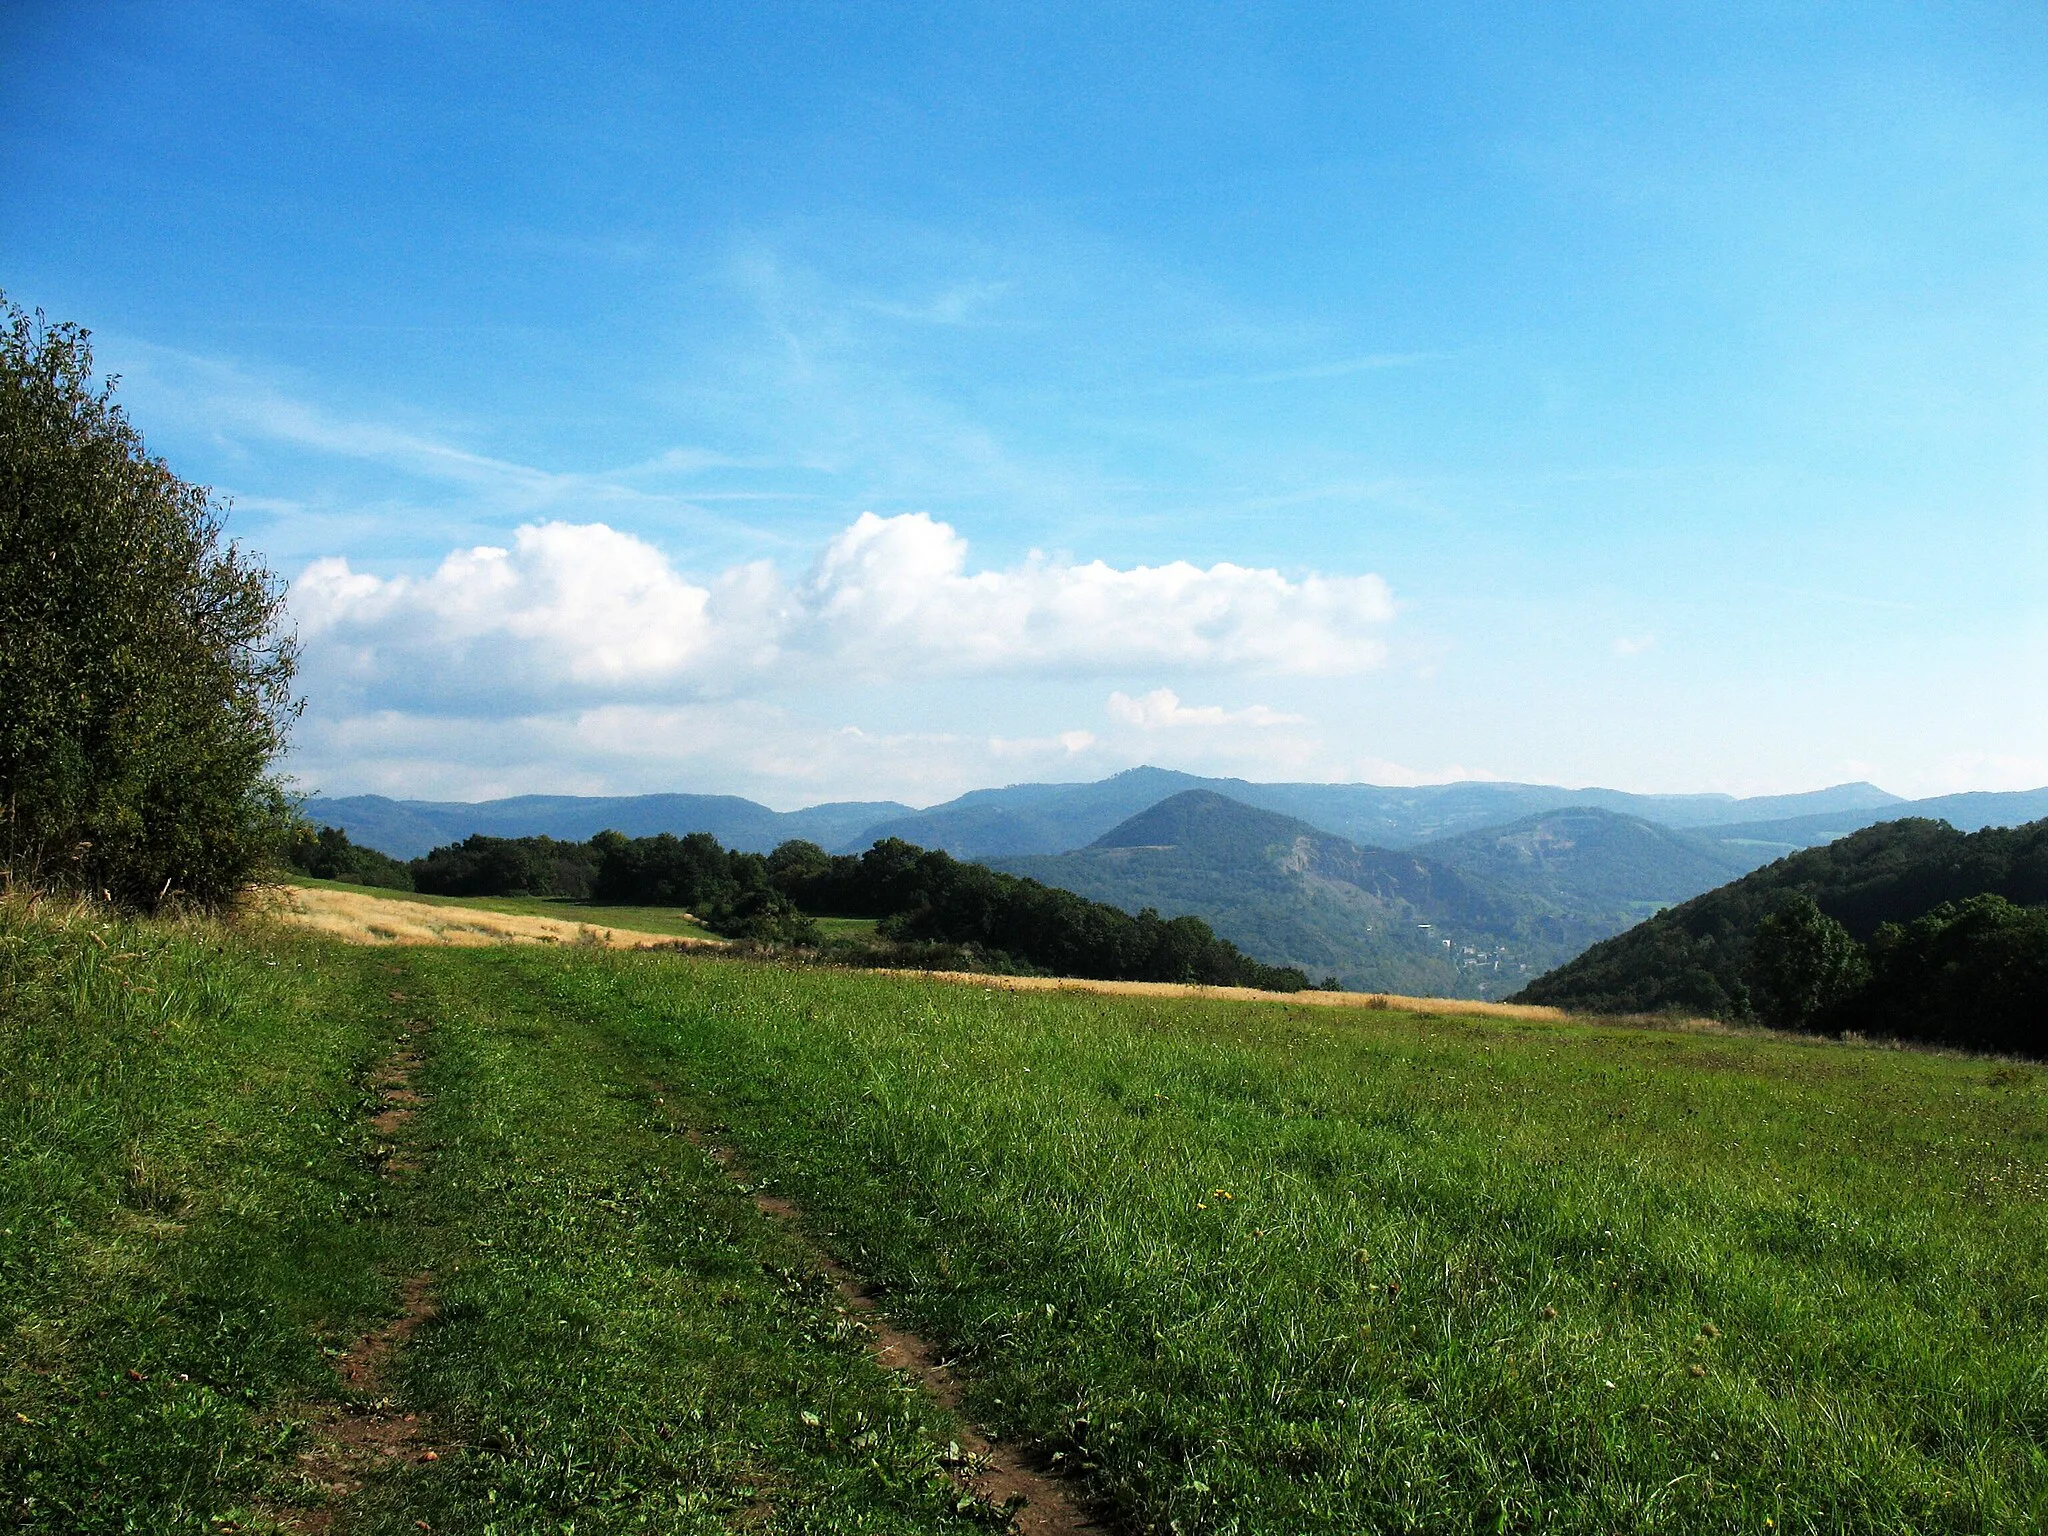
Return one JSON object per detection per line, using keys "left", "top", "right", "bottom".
{"left": 1749, "top": 894, "right": 1869, "bottom": 1028}
{"left": 411, "top": 834, "right": 599, "bottom": 899}
{"left": 284, "top": 824, "right": 414, "bottom": 890}
{"left": 1854, "top": 895, "right": 2048, "bottom": 1056}
{"left": 0, "top": 297, "right": 297, "bottom": 909}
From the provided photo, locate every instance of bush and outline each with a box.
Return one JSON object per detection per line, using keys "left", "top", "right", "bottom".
{"left": 411, "top": 834, "right": 599, "bottom": 899}
{"left": 1749, "top": 894, "right": 1869, "bottom": 1028}
{"left": 284, "top": 824, "right": 414, "bottom": 890}
{"left": 0, "top": 297, "right": 297, "bottom": 909}
{"left": 1853, "top": 895, "right": 2048, "bottom": 1056}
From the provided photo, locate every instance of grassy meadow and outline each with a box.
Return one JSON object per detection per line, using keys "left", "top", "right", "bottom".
{"left": 5, "top": 898, "right": 2046, "bottom": 1532}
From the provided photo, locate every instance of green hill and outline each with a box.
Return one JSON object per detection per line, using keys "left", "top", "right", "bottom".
{"left": 994, "top": 792, "right": 1764, "bottom": 998}
{"left": 15, "top": 900, "right": 2048, "bottom": 1531}
{"left": 1414, "top": 805, "right": 1751, "bottom": 911}
{"left": 996, "top": 791, "right": 1485, "bottom": 994}
{"left": 1514, "top": 816, "right": 2048, "bottom": 1023}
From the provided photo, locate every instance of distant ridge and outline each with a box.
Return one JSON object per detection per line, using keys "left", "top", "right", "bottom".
{"left": 1693, "top": 787, "right": 2048, "bottom": 861}
{"left": 301, "top": 769, "right": 2042, "bottom": 867}
{"left": 299, "top": 792, "right": 913, "bottom": 861}
{"left": 860, "top": 768, "right": 1906, "bottom": 857}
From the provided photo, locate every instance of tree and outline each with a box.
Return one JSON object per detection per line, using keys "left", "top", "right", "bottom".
{"left": 1748, "top": 894, "right": 1869, "bottom": 1029}
{"left": 1, "top": 296, "right": 298, "bottom": 909}
{"left": 1856, "top": 895, "right": 2048, "bottom": 1055}
{"left": 284, "top": 823, "right": 414, "bottom": 891}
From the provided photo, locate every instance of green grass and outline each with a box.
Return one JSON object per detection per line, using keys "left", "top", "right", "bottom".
{"left": 284, "top": 874, "right": 722, "bottom": 940}
{"left": 9, "top": 905, "right": 2048, "bottom": 1533}
{"left": 0, "top": 904, "right": 985, "bottom": 1533}
{"left": 537, "top": 949, "right": 2048, "bottom": 1535}
{"left": 811, "top": 915, "right": 882, "bottom": 940}
{"left": 0, "top": 899, "right": 404, "bottom": 1530}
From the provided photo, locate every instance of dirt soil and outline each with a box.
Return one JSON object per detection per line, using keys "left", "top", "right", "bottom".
{"left": 274, "top": 1013, "right": 453, "bottom": 1533}
{"left": 679, "top": 1121, "right": 1105, "bottom": 1535}
{"left": 258, "top": 884, "right": 723, "bottom": 952}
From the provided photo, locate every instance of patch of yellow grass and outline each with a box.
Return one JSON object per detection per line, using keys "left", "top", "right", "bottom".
{"left": 893, "top": 968, "right": 1567, "bottom": 1020}
{"left": 255, "top": 885, "right": 724, "bottom": 952}
{"left": 256, "top": 886, "right": 1564, "bottom": 1021}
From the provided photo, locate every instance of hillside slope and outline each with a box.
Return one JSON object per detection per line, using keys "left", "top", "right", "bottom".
{"left": 994, "top": 792, "right": 1602, "bottom": 996}
{"left": 1413, "top": 806, "right": 1752, "bottom": 910}
{"left": 1515, "top": 816, "right": 2048, "bottom": 1017}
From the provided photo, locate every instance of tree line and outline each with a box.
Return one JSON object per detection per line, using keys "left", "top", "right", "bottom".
{"left": 1517, "top": 817, "right": 2048, "bottom": 1056}
{"left": 289, "top": 824, "right": 1317, "bottom": 991}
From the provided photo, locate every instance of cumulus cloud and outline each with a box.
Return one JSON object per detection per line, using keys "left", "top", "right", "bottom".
{"left": 1106, "top": 688, "right": 1308, "bottom": 729}
{"left": 294, "top": 512, "right": 1394, "bottom": 707}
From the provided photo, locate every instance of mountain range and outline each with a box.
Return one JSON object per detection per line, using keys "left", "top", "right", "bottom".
{"left": 300, "top": 792, "right": 913, "bottom": 861}
{"left": 994, "top": 792, "right": 1758, "bottom": 998}
{"left": 307, "top": 767, "right": 1934, "bottom": 861}
{"left": 301, "top": 770, "right": 2048, "bottom": 998}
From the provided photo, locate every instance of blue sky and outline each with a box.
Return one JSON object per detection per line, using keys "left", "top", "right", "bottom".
{"left": 5, "top": 2, "right": 2045, "bottom": 807}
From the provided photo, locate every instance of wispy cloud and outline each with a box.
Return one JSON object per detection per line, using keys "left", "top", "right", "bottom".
{"left": 1106, "top": 688, "right": 1309, "bottom": 729}
{"left": 102, "top": 340, "right": 785, "bottom": 547}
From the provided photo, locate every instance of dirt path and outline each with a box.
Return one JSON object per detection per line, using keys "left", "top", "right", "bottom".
{"left": 676, "top": 1119, "right": 1105, "bottom": 1535}
{"left": 279, "top": 1006, "right": 452, "bottom": 1532}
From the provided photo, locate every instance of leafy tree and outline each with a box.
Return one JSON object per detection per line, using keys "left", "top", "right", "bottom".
{"left": 1518, "top": 817, "right": 2048, "bottom": 1023}
{"left": 285, "top": 823, "right": 414, "bottom": 890}
{"left": 1855, "top": 896, "right": 2048, "bottom": 1055}
{"left": 1, "top": 297, "right": 297, "bottom": 908}
{"left": 411, "top": 834, "right": 599, "bottom": 898}
{"left": 1749, "top": 894, "right": 1869, "bottom": 1028}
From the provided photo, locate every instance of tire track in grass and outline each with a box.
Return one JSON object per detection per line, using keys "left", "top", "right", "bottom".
{"left": 282, "top": 998, "right": 452, "bottom": 1532}
{"left": 671, "top": 1108, "right": 1105, "bottom": 1536}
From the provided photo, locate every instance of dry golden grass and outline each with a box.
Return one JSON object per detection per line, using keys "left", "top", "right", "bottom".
{"left": 255, "top": 886, "right": 1563, "bottom": 1019}
{"left": 893, "top": 968, "right": 1568, "bottom": 1020}
{"left": 255, "top": 884, "right": 724, "bottom": 952}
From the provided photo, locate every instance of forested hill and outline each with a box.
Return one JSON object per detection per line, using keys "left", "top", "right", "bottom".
{"left": 1514, "top": 817, "right": 2048, "bottom": 1025}
{"left": 995, "top": 791, "right": 1504, "bottom": 995}
{"left": 993, "top": 791, "right": 1721, "bottom": 998}
{"left": 1414, "top": 806, "right": 1748, "bottom": 909}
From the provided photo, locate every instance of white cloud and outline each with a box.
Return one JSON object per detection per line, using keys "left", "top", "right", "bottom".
{"left": 286, "top": 700, "right": 1114, "bottom": 807}
{"left": 1106, "top": 688, "right": 1308, "bottom": 729}
{"left": 293, "top": 512, "right": 1395, "bottom": 708}
{"left": 1612, "top": 633, "right": 1657, "bottom": 657}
